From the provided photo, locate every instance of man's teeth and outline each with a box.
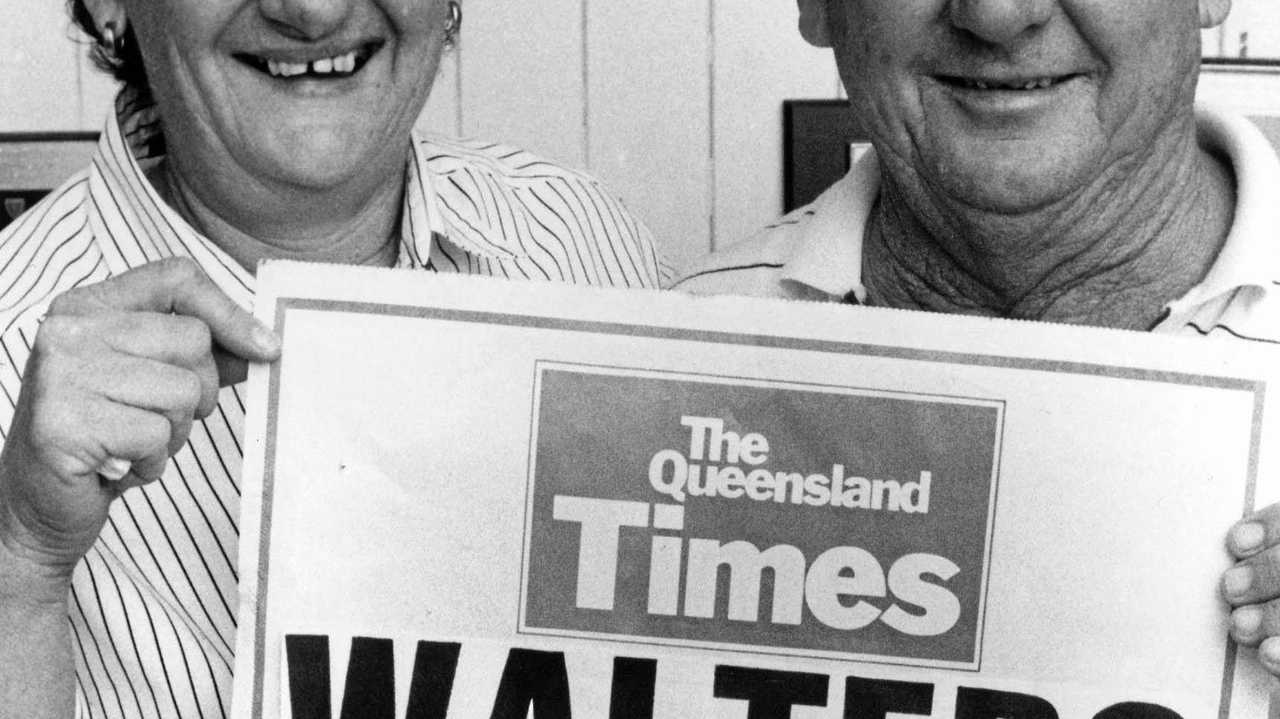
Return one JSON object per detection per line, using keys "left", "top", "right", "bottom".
{"left": 265, "top": 50, "right": 360, "bottom": 78}
{"left": 965, "top": 77, "right": 1057, "bottom": 91}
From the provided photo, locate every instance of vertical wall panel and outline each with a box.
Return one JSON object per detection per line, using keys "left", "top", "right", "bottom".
{"left": 586, "top": 2, "right": 712, "bottom": 270}
{"left": 1218, "top": 0, "right": 1280, "bottom": 59}
{"left": 1199, "top": 71, "right": 1280, "bottom": 116}
{"left": 1202, "top": 27, "right": 1227, "bottom": 58}
{"left": 711, "top": 3, "right": 839, "bottom": 252}
{"left": 458, "top": 1, "right": 586, "bottom": 167}
{"left": 79, "top": 51, "right": 121, "bottom": 131}
{"left": 416, "top": 51, "right": 462, "bottom": 137}
{"left": 1, "top": 6, "right": 82, "bottom": 131}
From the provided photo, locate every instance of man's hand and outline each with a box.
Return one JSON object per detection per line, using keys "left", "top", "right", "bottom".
{"left": 1223, "top": 503, "right": 1280, "bottom": 675}
{"left": 0, "top": 257, "right": 280, "bottom": 585}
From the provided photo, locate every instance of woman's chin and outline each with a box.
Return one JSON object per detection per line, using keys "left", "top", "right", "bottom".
{"left": 244, "top": 129, "right": 396, "bottom": 192}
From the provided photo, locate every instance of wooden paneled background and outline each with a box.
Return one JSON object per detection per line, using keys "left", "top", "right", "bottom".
{"left": 5, "top": 3, "right": 1280, "bottom": 271}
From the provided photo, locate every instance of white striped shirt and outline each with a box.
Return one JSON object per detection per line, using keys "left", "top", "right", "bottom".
{"left": 676, "top": 106, "right": 1280, "bottom": 344}
{"left": 0, "top": 88, "right": 666, "bottom": 719}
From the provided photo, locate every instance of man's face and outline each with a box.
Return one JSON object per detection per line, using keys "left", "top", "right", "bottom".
{"left": 807, "top": 0, "right": 1222, "bottom": 213}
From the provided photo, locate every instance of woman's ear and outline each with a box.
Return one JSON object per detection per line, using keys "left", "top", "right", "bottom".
{"left": 82, "top": 0, "right": 128, "bottom": 37}
{"left": 1199, "top": 0, "right": 1231, "bottom": 29}
{"left": 798, "top": 0, "right": 834, "bottom": 48}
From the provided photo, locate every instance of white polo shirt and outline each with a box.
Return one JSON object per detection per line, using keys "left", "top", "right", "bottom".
{"left": 675, "top": 107, "right": 1280, "bottom": 344}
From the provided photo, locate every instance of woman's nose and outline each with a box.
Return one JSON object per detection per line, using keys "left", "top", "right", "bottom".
{"left": 258, "top": 0, "right": 355, "bottom": 40}
{"left": 947, "top": 0, "right": 1055, "bottom": 46}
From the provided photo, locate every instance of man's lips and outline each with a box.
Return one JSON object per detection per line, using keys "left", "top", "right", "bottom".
{"left": 934, "top": 73, "right": 1084, "bottom": 91}
{"left": 232, "top": 41, "right": 382, "bottom": 80}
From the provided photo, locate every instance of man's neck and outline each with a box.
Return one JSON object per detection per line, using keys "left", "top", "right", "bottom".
{"left": 861, "top": 126, "right": 1237, "bottom": 331}
{"left": 149, "top": 155, "right": 405, "bottom": 275}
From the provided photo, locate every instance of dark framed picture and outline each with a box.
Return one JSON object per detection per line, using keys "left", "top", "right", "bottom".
{"left": 782, "top": 100, "right": 870, "bottom": 214}
{"left": 1203, "top": 0, "right": 1280, "bottom": 67}
{"left": 0, "top": 132, "right": 99, "bottom": 231}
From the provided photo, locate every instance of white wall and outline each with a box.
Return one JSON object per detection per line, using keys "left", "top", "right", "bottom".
{"left": 5, "top": 3, "right": 1279, "bottom": 271}
{"left": 412, "top": 2, "right": 839, "bottom": 268}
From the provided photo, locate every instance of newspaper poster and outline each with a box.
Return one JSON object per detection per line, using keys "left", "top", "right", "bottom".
{"left": 232, "top": 261, "right": 1280, "bottom": 719}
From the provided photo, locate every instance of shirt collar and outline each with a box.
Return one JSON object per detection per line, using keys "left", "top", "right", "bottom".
{"left": 780, "top": 148, "right": 881, "bottom": 301}
{"left": 1165, "top": 105, "right": 1280, "bottom": 314}
{"left": 780, "top": 106, "right": 1280, "bottom": 311}
{"left": 87, "top": 88, "right": 256, "bottom": 310}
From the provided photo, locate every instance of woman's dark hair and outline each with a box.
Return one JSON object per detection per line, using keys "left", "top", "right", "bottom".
{"left": 68, "top": 0, "right": 149, "bottom": 93}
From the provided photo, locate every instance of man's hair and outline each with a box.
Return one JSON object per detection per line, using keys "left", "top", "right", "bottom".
{"left": 68, "top": 0, "right": 150, "bottom": 95}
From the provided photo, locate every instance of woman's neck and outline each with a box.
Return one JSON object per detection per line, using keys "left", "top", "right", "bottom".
{"left": 861, "top": 129, "right": 1237, "bottom": 331}
{"left": 148, "top": 156, "right": 404, "bottom": 274}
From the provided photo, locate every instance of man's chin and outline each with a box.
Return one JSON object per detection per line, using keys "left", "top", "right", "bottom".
{"left": 924, "top": 152, "right": 1095, "bottom": 217}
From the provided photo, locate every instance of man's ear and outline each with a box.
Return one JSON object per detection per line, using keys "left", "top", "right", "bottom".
{"left": 798, "top": 0, "right": 834, "bottom": 48}
{"left": 1199, "top": 0, "right": 1230, "bottom": 29}
{"left": 82, "top": 0, "right": 128, "bottom": 37}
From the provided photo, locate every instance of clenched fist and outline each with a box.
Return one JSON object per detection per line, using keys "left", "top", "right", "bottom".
{"left": 0, "top": 257, "right": 280, "bottom": 583}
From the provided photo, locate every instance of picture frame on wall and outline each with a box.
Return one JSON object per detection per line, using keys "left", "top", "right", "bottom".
{"left": 0, "top": 133, "right": 99, "bottom": 232}
{"left": 1202, "top": 0, "right": 1280, "bottom": 69}
{"left": 782, "top": 100, "right": 868, "bottom": 214}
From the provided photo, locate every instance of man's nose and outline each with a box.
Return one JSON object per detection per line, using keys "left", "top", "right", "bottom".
{"left": 258, "top": 0, "right": 354, "bottom": 40}
{"left": 947, "top": 0, "right": 1054, "bottom": 46}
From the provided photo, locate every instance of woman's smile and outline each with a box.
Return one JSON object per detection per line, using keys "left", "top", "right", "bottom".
{"left": 233, "top": 41, "right": 381, "bottom": 81}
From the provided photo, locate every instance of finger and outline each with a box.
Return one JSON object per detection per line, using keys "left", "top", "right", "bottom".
{"left": 97, "top": 313, "right": 220, "bottom": 415}
{"left": 48, "top": 257, "right": 281, "bottom": 363}
{"left": 111, "top": 461, "right": 168, "bottom": 493}
{"left": 93, "top": 406, "right": 171, "bottom": 485}
{"left": 96, "top": 357, "right": 202, "bottom": 456}
{"left": 1227, "top": 503, "right": 1280, "bottom": 559}
{"left": 56, "top": 401, "right": 173, "bottom": 477}
{"left": 1223, "top": 543, "right": 1280, "bottom": 605}
{"left": 97, "top": 457, "right": 132, "bottom": 482}
{"left": 1260, "top": 636, "right": 1280, "bottom": 676}
{"left": 1229, "top": 599, "right": 1280, "bottom": 646}
{"left": 99, "top": 312, "right": 211, "bottom": 364}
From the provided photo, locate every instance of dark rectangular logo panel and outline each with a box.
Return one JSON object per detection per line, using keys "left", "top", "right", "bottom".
{"left": 521, "top": 365, "right": 1002, "bottom": 668}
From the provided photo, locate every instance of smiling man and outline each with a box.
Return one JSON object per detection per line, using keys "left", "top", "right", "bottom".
{"left": 675, "top": 0, "right": 1280, "bottom": 676}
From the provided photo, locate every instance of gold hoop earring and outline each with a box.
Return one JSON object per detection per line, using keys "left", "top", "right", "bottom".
{"left": 444, "top": 2, "right": 462, "bottom": 46}
{"left": 101, "top": 20, "right": 126, "bottom": 58}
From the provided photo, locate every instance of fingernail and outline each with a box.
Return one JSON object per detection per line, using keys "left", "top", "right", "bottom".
{"left": 1234, "top": 606, "right": 1262, "bottom": 636}
{"left": 253, "top": 323, "right": 281, "bottom": 354}
{"left": 1233, "top": 523, "right": 1266, "bottom": 553}
{"left": 1225, "top": 566, "right": 1254, "bottom": 597}
{"left": 1263, "top": 639, "right": 1280, "bottom": 667}
{"left": 96, "top": 457, "right": 132, "bottom": 482}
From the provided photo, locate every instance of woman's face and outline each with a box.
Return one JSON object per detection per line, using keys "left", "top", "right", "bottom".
{"left": 122, "top": 0, "right": 449, "bottom": 192}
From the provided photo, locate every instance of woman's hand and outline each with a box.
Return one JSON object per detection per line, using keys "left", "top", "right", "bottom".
{"left": 1223, "top": 504, "right": 1280, "bottom": 676}
{"left": 0, "top": 257, "right": 280, "bottom": 588}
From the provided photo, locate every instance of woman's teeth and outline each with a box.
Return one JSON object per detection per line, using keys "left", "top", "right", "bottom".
{"left": 266, "top": 50, "right": 360, "bottom": 78}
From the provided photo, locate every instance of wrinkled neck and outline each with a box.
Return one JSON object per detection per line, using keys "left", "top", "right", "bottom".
{"left": 148, "top": 153, "right": 405, "bottom": 275}
{"left": 861, "top": 124, "right": 1236, "bottom": 330}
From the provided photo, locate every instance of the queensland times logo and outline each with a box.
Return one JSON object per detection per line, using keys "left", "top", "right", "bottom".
{"left": 520, "top": 364, "right": 1003, "bottom": 669}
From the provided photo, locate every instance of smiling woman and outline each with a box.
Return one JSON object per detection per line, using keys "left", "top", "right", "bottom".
{"left": 0, "top": 1, "right": 664, "bottom": 717}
